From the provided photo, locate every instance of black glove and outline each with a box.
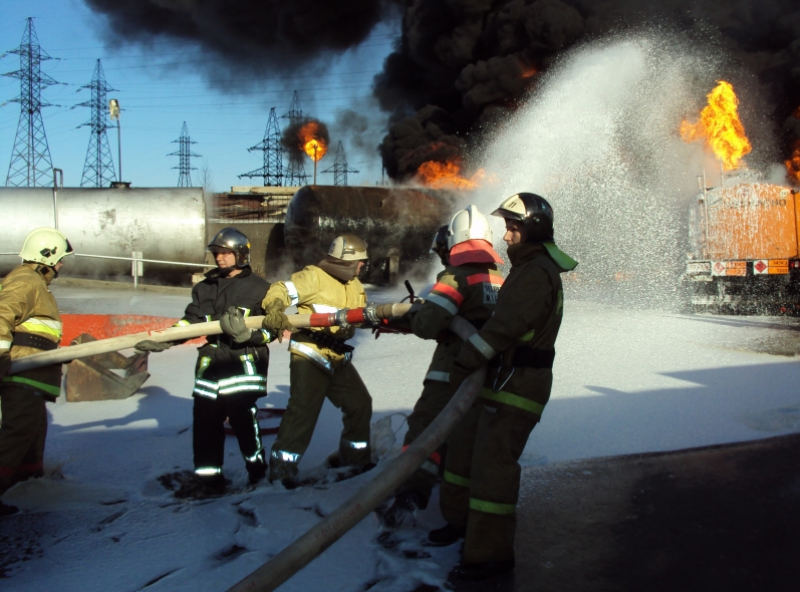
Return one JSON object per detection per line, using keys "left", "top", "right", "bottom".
{"left": 262, "top": 299, "right": 295, "bottom": 344}
{"left": 0, "top": 351, "right": 10, "bottom": 380}
{"left": 220, "top": 306, "right": 253, "bottom": 344}
{"left": 134, "top": 340, "right": 173, "bottom": 353}
{"left": 449, "top": 359, "right": 473, "bottom": 391}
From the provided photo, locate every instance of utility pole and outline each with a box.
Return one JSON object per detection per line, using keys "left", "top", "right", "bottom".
{"left": 323, "top": 141, "right": 359, "bottom": 186}
{"left": 4, "top": 18, "right": 57, "bottom": 187}
{"left": 79, "top": 60, "right": 117, "bottom": 187}
{"left": 281, "top": 91, "right": 309, "bottom": 186}
{"left": 169, "top": 122, "right": 201, "bottom": 187}
{"left": 239, "top": 107, "right": 283, "bottom": 186}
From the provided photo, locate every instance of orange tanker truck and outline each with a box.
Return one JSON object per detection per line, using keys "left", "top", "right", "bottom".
{"left": 685, "top": 176, "right": 800, "bottom": 313}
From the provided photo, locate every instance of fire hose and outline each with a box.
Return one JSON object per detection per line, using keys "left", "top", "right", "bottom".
{"left": 224, "top": 313, "right": 484, "bottom": 592}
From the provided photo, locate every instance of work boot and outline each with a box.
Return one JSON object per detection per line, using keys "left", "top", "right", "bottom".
{"left": 427, "top": 522, "right": 466, "bottom": 546}
{"left": 0, "top": 500, "right": 20, "bottom": 518}
{"left": 247, "top": 459, "right": 267, "bottom": 486}
{"left": 451, "top": 559, "right": 515, "bottom": 580}
{"left": 381, "top": 491, "right": 423, "bottom": 529}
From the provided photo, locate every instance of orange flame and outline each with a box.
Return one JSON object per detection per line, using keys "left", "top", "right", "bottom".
{"left": 786, "top": 140, "right": 800, "bottom": 184}
{"left": 416, "top": 160, "right": 492, "bottom": 190}
{"left": 520, "top": 66, "right": 537, "bottom": 79}
{"left": 680, "top": 80, "right": 752, "bottom": 170}
{"left": 298, "top": 121, "right": 327, "bottom": 161}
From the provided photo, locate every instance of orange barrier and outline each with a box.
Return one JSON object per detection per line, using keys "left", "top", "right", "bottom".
{"left": 60, "top": 314, "right": 204, "bottom": 347}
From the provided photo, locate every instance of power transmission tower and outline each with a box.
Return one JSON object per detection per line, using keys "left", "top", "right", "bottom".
{"left": 239, "top": 107, "right": 283, "bottom": 186}
{"left": 323, "top": 141, "right": 359, "bottom": 186}
{"left": 281, "top": 91, "right": 308, "bottom": 186}
{"left": 168, "top": 122, "right": 201, "bottom": 187}
{"left": 78, "top": 59, "right": 117, "bottom": 187}
{"left": 4, "top": 18, "right": 57, "bottom": 187}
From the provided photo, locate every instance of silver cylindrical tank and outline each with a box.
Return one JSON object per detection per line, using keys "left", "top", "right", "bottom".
{"left": 0, "top": 187, "right": 207, "bottom": 278}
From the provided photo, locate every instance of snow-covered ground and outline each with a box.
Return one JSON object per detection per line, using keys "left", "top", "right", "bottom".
{"left": 2, "top": 284, "right": 800, "bottom": 591}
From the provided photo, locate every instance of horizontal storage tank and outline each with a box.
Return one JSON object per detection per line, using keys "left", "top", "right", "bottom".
{"left": 283, "top": 186, "right": 457, "bottom": 282}
{"left": 0, "top": 187, "right": 207, "bottom": 279}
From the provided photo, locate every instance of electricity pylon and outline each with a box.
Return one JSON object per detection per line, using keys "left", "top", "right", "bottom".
{"left": 169, "top": 122, "right": 201, "bottom": 187}
{"left": 4, "top": 18, "right": 57, "bottom": 187}
{"left": 239, "top": 107, "right": 283, "bottom": 186}
{"left": 281, "top": 91, "right": 308, "bottom": 186}
{"left": 79, "top": 59, "right": 117, "bottom": 187}
{"left": 323, "top": 141, "right": 359, "bottom": 186}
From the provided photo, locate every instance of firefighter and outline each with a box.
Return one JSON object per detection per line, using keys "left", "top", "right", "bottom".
{"left": 432, "top": 193, "right": 577, "bottom": 580}
{"left": 380, "top": 207, "right": 504, "bottom": 528}
{"left": 261, "top": 234, "right": 372, "bottom": 487}
{"left": 136, "top": 228, "right": 272, "bottom": 494}
{"left": 0, "top": 228, "right": 74, "bottom": 517}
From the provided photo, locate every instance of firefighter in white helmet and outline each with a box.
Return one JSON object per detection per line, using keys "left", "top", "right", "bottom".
{"left": 0, "top": 228, "right": 74, "bottom": 517}
{"left": 261, "top": 234, "right": 373, "bottom": 487}
{"left": 379, "top": 206, "right": 505, "bottom": 528}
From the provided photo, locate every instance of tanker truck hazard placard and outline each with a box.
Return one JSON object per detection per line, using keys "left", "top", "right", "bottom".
{"left": 753, "top": 260, "right": 789, "bottom": 275}
{"left": 711, "top": 261, "right": 746, "bottom": 276}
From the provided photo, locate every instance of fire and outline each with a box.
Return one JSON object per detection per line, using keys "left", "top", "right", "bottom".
{"left": 680, "top": 80, "right": 752, "bottom": 170}
{"left": 786, "top": 140, "right": 800, "bottom": 184}
{"left": 298, "top": 121, "right": 327, "bottom": 161}
{"left": 416, "top": 160, "right": 492, "bottom": 190}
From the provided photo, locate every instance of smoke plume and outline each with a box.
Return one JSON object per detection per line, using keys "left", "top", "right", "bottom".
{"left": 281, "top": 118, "right": 330, "bottom": 161}
{"left": 83, "top": 0, "right": 399, "bottom": 86}
{"left": 376, "top": 0, "right": 800, "bottom": 180}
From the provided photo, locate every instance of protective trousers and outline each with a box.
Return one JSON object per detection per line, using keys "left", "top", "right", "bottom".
{"left": 394, "top": 379, "right": 452, "bottom": 508}
{"left": 440, "top": 400, "right": 538, "bottom": 564}
{"left": 193, "top": 392, "right": 265, "bottom": 482}
{"left": 0, "top": 385, "right": 47, "bottom": 496}
{"left": 270, "top": 354, "right": 371, "bottom": 481}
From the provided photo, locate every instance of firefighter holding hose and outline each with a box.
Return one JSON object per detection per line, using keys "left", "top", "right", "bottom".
{"left": 434, "top": 193, "right": 577, "bottom": 580}
{"left": 380, "top": 206, "right": 504, "bottom": 529}
{"left": 261, "top": 234, "right": 373, "bottom": 488}
{"left": 0, "top": 228, "right": 74, "bottom": 517}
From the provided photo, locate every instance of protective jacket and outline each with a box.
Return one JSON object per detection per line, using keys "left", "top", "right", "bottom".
{"left": 0, "top": 263, "right": 63, "bottom": 400}
{"left": 178, "top": 267, "right": 272, "bottom": 399}
{"left": 453, "top": 242, "right": 575, "bottom": 418}
{"left": 262, "top": 265, "right": 366, "bottom": 373}
{"left": 410, "top": 263, "right": 504, "bottom": 384}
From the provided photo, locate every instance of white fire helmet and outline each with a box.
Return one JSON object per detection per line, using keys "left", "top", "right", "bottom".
{"left": 328, "top": 234, "right": 368, "bottom": 261}
{"left": 20, "top": 228, "right": 74, "bottom": 267}
{"left": 446, "top": 204, "right": 493, "bottom": 250}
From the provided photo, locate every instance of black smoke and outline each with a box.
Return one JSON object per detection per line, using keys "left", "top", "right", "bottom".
{"left": 376, "top": 0, "right": 800, "bottom": 180}
{"left": 83, "top": 0, "right": 399, "bottom": 85}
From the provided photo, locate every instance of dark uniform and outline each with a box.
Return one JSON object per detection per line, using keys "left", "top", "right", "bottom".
{"left": 443, "top": 240, "right": 576, "bottom": 566}
{"left": 177, "top": 266, "right": 272, "bottom": 485}
{"left": 0, "top": 263, "right": 64, "bottom": 501}
{"left": 395, "top": 263, "right": 503, "bottom": 508}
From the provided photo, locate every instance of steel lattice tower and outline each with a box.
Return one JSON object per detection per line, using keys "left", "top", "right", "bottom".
{"left": 323, "top": 141, "right": 359, "bottom": 186}
{"left": 78, "top": 60, "right": 117, "bottom": 187}
{"left": 4, "top": 18, "right": 57, "bottom": 187}
{"left": 281, "top": 91, "right": 308, "bottom": 186}
{"left": 239, "top": 107, "right": 283, "bottom": 186}
{"left": 168, "top": 122, "right": 201, "bottom": 187}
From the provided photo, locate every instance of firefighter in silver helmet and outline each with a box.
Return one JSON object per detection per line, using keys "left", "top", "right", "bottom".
{"left": 0, "top": 228, "right": 74, "bottom": 517}
{"left": 260, "top": 234, "right": 373, "bottom": 487}
{"left": 136, "top": 227, "right": 273, "bottom": 495}
{"left": 432, "top": 193, "right": 577, "bottom": 580}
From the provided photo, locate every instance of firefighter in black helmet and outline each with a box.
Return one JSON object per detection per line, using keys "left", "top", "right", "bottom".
{"left": 136, "top": 227, "right": 273, "bottom": 495}
{"left": 431, "top": 193, "right": 577, "bottom": 581}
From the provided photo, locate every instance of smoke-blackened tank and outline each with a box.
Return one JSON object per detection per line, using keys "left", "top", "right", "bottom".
{"left": 283, "top": 186, "right": 457, "bottom": 283}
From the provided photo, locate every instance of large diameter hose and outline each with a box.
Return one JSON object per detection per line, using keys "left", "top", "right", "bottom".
{"left": 224, "top": 315, "right": 484, "bottom": 592}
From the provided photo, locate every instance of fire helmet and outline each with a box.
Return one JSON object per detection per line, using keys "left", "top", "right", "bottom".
{"left": 20, "top": 228, "right": 74, "bottom": 267}
{"left": 328, "top": 234, "right": 368, "bottom": 261}
{"left": 430, "top": 225, "right": 450, "bottom": 266}
{"left": 446, "top": 205, "right": 493, "bottom": 250}
{"left": 207, "top": 227, "right": 250, "bottom": 268}
{"left": 491, "top": 193, "right": 554, "bottom": 243}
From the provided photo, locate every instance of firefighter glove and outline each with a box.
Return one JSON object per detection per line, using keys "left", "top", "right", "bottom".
{"left": 0, "top": 351, "right": 10, "bottom": 380}
{"left": 262, "top": 299, "right": 295, "bottom": 343}
{"left": 134, "top": 340, "right": 173, "bottom": 353}
{"left": 220, "top": 306, "right": 253, "bottom": 344}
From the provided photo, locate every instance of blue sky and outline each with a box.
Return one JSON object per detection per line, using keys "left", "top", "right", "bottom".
{"left": 0, "top": 0, "right": 399, "bottom": 191}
